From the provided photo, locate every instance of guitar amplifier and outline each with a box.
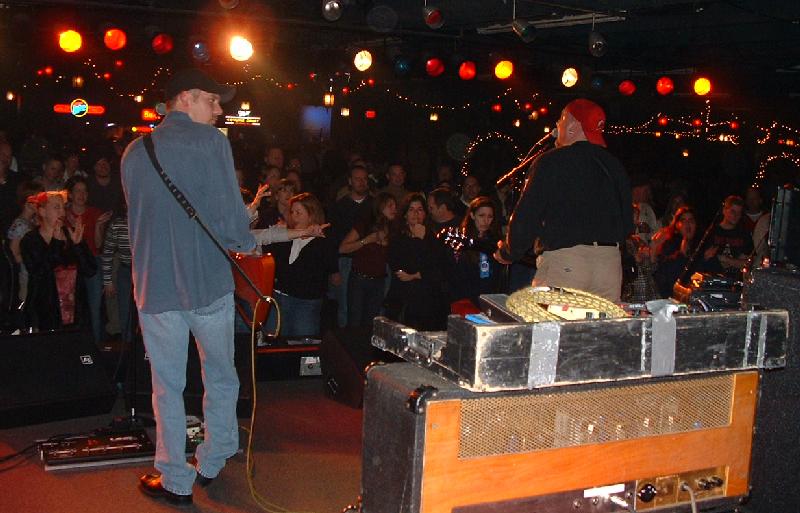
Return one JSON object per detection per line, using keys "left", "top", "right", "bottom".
{"left": 362, "top": 363, "right": 759, "bottom": 513}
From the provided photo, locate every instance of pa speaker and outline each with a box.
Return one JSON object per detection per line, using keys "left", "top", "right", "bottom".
{"left": 742, "top": 267, "right": 800, "bottom": 513}
{"left": 125, "top": 333, "right": 253, "bottom": 418}
{"left": 0, "top": 328, "right": 116, "bottom": 428}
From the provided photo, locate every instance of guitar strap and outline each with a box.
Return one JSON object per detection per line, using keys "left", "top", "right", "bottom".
{"left": 141, "top": 134, "right": 268, "bottom": 301}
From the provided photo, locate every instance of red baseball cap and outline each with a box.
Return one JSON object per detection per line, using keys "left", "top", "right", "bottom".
{"left": 565, "top": 99, "right": 607, "bottom": 147}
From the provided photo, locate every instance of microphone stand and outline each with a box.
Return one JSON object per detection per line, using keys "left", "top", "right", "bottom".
{"left": 496, "top": 131, "right": 555, "bottom": 189}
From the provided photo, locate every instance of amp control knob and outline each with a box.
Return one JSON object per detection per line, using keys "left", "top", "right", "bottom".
{"left": 638, "top": 483, "right": 657, "bottom": 503}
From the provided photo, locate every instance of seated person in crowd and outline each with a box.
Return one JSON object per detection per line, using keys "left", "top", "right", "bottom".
{"left": 338, "top": 192, "right": 397, "bottom": 328}
{"left": 21, "top": 191, "right": 96, "bottom": 331}
{"left": 701, "top": 195, "right": 753, "bottom": 279}
{"left": 263, "top": 193, "right": 339, "bottom": 339}
{"left": 652, "top": 206, "right": 700, "bottom": 298}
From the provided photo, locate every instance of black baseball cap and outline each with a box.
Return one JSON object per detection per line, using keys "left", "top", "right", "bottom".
{"left": 164, "top": 68, "right": 236, "bottom": 103}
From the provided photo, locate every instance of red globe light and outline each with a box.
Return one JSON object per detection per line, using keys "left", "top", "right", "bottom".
{"left": 44, "top": 66, "right": 53, "bottom": 76}
{"left": 365, "top": 110, "right": 377, "bottom": 119}
{"left": 104, "top": 28, "right": 127, "bottom": 51}
{"left": 618, "top": 80, "right": 636, "bottom": 96}
{"left": 103, "top": 72, "right": 112, "bottom": 80}
{"left": 658, "top": 116, "right": 669, "bottom": 126}
{"left": 458, "top": 61, "right": 476, "bottom": 81}
{"left": 491, "top": 103, "right": 502, "bottom": 113}
{"left": 538, "top": 106, "right": 548, "bottom": 116}
{"left": 37, "top": 69, "right": 44, "bottom": 76}
{"left": 367, "top": 78, "right": 376, "bottom": 87}
{"left": 151, "top": 33, "right": 174, "bottom": 55}
{"left": 656, "top": 76, "right": 674, "bottom": 95}
{"left": 286, "top": 83, "right": 295, "bottom": 90}
{"left": 114, "top": 60, "right": 124, "bottom": 68}
{"left": 730, "top": 121, "right": 740, "bottom": 130}
{"left": 341, "top": 86, "right": 350, "bottom": 95}
{"left": 523, "top": 102, "right": 533, "bottom": 111}
{"left": 426, "top": 58, "right": 445, "bottom": 77}
{"left": 692, "top": 118, "right": 702, "bottom": 127}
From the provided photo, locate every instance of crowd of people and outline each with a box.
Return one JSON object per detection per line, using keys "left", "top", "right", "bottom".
{"left": 0, "top": 122, "right": 775, "bottom": 340}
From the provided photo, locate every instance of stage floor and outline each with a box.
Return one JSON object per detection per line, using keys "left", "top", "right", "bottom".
{"left": 0, "top": 378, "right": 362, "bottom": 513}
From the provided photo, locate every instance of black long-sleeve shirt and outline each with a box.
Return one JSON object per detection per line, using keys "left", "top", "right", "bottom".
{"left": 500, "top": 141, "right": 634, "bottom": 261}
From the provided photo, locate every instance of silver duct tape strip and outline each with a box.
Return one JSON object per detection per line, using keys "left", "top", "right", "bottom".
{"left": 743, "top": 311, "right": 753, "bottom": 368}
{"left": 529, "top": 322, "right": 561, "bottom": 387}
{"left": 757, "top": 313, "right": 768, "bottom": 368}
{"left": 640, "top": 322, "right": 648, "bottom": 372}
{"left": 650, "top": 311, "right": 677, "bottom": 376}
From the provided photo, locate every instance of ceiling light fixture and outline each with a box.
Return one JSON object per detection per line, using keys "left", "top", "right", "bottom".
{"left": 511, "top": 1, "right": 536, "bottom": 43}
{"left": 423, "top": 2, "right": 443, "bottom": 29}
{"left": 588, "top": 16, "right": 607, "bottom": 57}
{"left": 323, "top": 0, "right": 343, "bottom": 22}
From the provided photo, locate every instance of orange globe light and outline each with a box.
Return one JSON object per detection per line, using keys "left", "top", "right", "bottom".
{"left": 618, "top": 79, "right": 636, "bottom": 96}
{"left": 494, "top": 60, "right": 513, "bottom": 80}
{"left": 694, "top": 77, "right": 712, "bottom": 96}
{"left": 656, "top": 76, "right": 674, "bottom": 95}
{"left": 59, "top": 30, "right": 82, "bottom": 53}
{"left": 104, "top": 28, "right": 127, "bottom": 51}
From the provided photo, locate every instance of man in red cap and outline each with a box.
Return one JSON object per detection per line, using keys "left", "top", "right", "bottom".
{"left": 495, "top": 98, "right": 633, "bottom": 302}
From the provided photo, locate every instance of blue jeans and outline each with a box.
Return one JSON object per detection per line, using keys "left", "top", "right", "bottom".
{"left": 138, "top": 293, "right": 239, "bottom": 495}
{"left": 326, "top": 256, "right": 351, "bottom": 328}
{"left": 264, "top": 291, "right": 322, "bottom": 338}
{"left": 347, "top": 271, "right": 386, "bottom": 328}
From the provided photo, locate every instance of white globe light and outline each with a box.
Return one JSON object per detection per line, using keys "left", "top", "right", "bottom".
{"left": 354, "top": 50, "right": 373, "bottom": 72}
{"left": 230, "top": 36, "right": 253, "bottom": 62}
{"left": 562, "top": 67, "right": 579, "bottom": 87}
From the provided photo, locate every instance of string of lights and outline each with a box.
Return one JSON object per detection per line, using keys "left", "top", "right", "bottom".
{"left": 606, "top": 102, "right": 742, "bottom": 145}
{"left": 459, "top": 131, "right": 519, "bottom": 177}
{"left": 753, "top": 152, "right": 800, "bottom": 188}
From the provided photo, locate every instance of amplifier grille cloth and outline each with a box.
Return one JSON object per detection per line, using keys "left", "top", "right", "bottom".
{"left": 459, "top": 374, "right": 733, "bottom": 458}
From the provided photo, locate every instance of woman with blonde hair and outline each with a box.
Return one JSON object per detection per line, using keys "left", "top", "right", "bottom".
{"left": 20, "top": 191, "right": 96, "bottom": 331}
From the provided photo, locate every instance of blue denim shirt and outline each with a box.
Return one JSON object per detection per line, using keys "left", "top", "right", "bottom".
{"left": 121, "top": 111, "right": 255, "bottom": 314}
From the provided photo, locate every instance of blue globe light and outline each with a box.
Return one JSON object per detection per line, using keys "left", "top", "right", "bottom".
{"left": 192, "top": 41, "right": 210, "bottom": 63}
{"left": 394, "top": 56, "right": 411, "bottom": 76}
{"left": 590, "top": 75, "right": 605, "bottom": 90}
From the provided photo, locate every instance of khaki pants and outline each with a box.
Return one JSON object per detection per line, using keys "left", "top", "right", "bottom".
{"left": 533, "top": 245, "right": 622, "bottom": 302}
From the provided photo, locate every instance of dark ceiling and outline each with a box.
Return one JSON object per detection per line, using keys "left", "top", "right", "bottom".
{"left": 1, "top": 0, "right": 799, "bottom": 110}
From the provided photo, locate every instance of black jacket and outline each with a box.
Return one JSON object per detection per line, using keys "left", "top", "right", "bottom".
{"left": 500, "top": 141, "right": 633, "bottom": 261}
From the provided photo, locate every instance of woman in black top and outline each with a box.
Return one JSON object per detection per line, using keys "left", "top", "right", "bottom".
{"left": 21, "top": 191, "right": 96, "bottom": 331}
{"left": 263, "top": 193, "right": 339, "bottom": 338}
{"left": 384, "top": 193, "right": 447, "bottom": 331}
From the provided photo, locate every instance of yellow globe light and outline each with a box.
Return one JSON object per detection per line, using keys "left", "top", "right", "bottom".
{"left": 229, "top": 36, "right": 253, "bottom": 62}
{"left": 494, "top": 60, "right": 514, "bottom": 80}
{"left": 353, "top": 50, "right": 373, "bottom": 72}
{"left": 59, "top": 30, "right": 82, "bottom": 53}
{"left": 693, "top": 77, "right": 711, "bottom": 96}
{"left": 562, "top": 67, "right": 579, "bottom": 87}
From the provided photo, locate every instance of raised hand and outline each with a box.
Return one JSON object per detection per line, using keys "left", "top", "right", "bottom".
{"left": 68, "top": 218, "right": 85, "bottom": 244}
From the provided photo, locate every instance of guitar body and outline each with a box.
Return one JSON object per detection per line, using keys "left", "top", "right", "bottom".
{"left": 231, "top": 252, "right": 275, "bottom": 330}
